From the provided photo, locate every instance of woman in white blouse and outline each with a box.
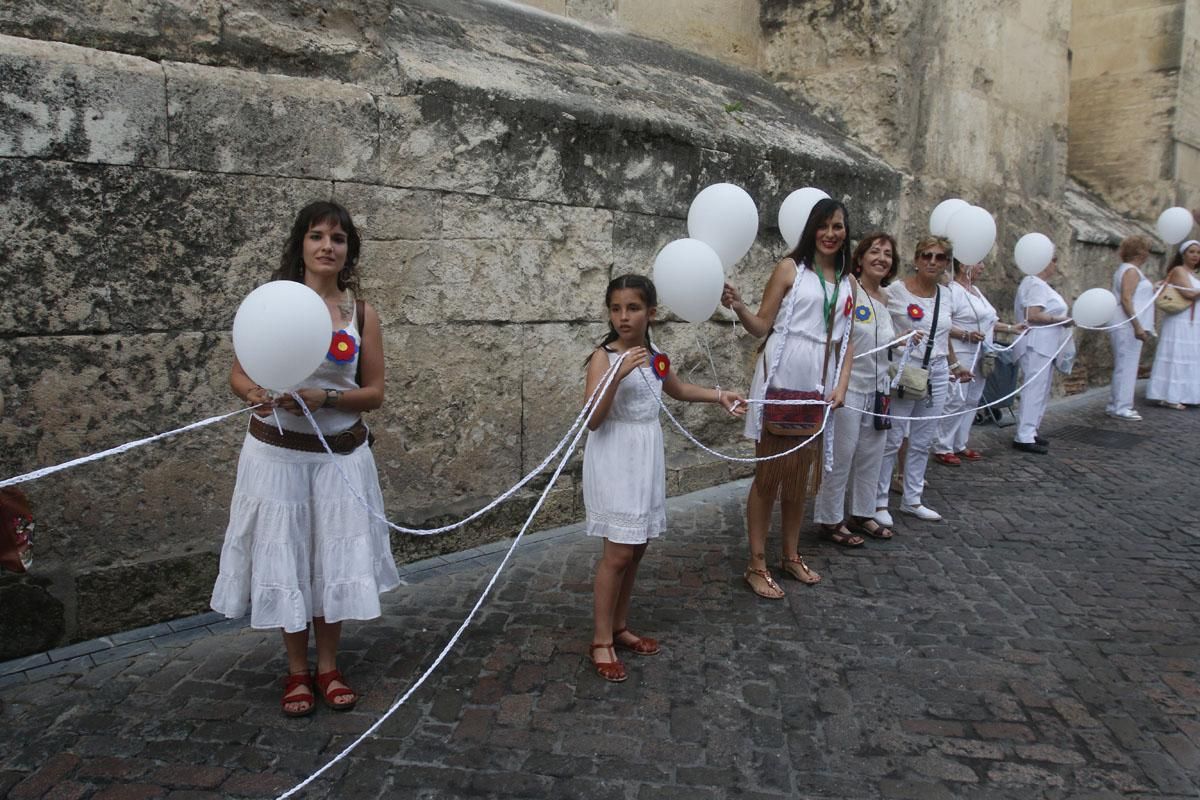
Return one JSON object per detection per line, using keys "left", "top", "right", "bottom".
{"left": 874, "top": 236, "right": 973, "bottom": 525}
{"left": 1105, "top": 235, "right": 1155, "bottom": 420}
{"left": 813, "top": 233, "right": 899, "bottom": 542}
{"left": 1013, "top": 253, "right": 1073, "bottom": 454}
{"left": 932, "top": 259, "right": 1024, "bottom": 464}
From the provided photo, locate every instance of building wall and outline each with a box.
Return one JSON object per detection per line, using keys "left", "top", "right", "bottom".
{"left": 1069, "top": 0, "right": 1200, "bottom": 216}
{"left": 0, "top": 0, "right": 900, "bottom": 657}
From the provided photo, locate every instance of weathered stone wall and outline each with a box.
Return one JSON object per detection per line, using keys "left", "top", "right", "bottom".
{"left": 1069, "top": 0, "right": 1200, "bottom": 217}
{"left": 0, "top": 0, "right": 900, "bottom": 657}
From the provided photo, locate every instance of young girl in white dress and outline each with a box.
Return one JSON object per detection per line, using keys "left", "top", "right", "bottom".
{"left": 211, "top": 201, "right": 399, "bottom": 716}
{"left": 583, "top": 274, "right": 745, "bottom": 683}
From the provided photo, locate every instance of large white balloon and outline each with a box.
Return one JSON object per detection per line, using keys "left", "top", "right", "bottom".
{"left": 945, "top": 205, "right": 997, "bottom": 264}
{"left": 232, "top": 281, "right": 333, "bottom": 392}
{"left": 778, "top": 187, "right": 830, "bottom": 249}
{"left": 687, "top": 183, "right": 759, "bottom": 269}
{"left": 1072, "top": 288, "right": 1118, "bottom": 328}
{"left": 929, "top": 198, "right": 969, "bottom": 237}
{"left": 1013, "top": 232, "right": 1055, "bottom": 275}
{"left": 1157, "top": 207, "right": 1195, "bottom": 245}
{"left": 652, "top": 238, "right": 725, "bottom": 323}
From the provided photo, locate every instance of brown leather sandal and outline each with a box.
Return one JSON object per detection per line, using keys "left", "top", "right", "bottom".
{"left": 281, "top": 672, "right": 316, "bottom": 718}
{"left": 744, "top": 567, "right": 785, "bottom": 599}
{"left": 820, "top": 523, "right": 865, "bottom": 548}
{"left": 315, "top": 669, "right": 358, "bottom": 711}
{"left": 614, "top": 627, "right": 660, "bottom": 656}
{"left": 780, "top": 555, "right": 821, "bottom": 585}
{"left": 589, "top": 643, "right": 627, "bottom": 682}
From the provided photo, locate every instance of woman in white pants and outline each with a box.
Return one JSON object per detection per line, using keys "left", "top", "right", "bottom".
{"left": 1013, "top": 254, "right": 1074, "bottom": 454}
{"left": 932, "top": 260, "right": 1024, "bottom": 464}
{"left": 1105, "top": 236, "right": 1154, "bottom": 420}
{"left": 813, "top": 232, "right": 898, "bottom": 543}
{"left": 874, "top": 237, "right": 973, "bottom": 525}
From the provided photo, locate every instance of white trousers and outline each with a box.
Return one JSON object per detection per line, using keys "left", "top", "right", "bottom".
{"left": 1106, "top": 325, "right": 1142, "bottom": 415}
{"left": 876, "top": 366, "right": 949, "bottom": 509}
{"left": 813, "top": 389, "right": 887, "bottom": 523}
{"left": 1016, "top": 351, "right": 1054, "bottom": 443}
{"left": 934, "top": 375, "right": 986, "bottom": 454}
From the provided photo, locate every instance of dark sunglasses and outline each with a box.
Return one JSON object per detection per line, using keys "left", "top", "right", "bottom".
{"left": 918, "top": 252, "right": 948, "bottom": 263}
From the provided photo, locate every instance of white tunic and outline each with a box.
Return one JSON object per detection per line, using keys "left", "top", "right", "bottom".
{"left": 582, "top": 349, "right": 667, "bottom": 544}
{"left": 1014, "top": 275, "right": 1074, "bottom": 365}
{"left": 1109, "top": 263, "right": 1156, "bottom": 334}
{"left": 744, "top": 262, "right": 852, "bottom": 441}
{"left": 946, "top": 280, "right": 998, "bottom": 369}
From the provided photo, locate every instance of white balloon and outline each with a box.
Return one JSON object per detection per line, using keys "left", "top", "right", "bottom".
{"left": 1156, "top": 206, "right": 1195, "bottom": 245}
{"left": 652, "top": 238, "right": 725, "bottom": 323}
{"left": 687, "top": 183, "right": 759, "bottom": 269}
{"left": 1072, "top": 288, "right": 1118, "bottom": 329}
{"left": 778, "top": 187, "right": 830, "bottom": 249}
{"left": 232, "top": 281, "right": 333, "bottom": 392}
{"left": 929, "top": 198, "right": 968, "bottom": 237}
{"left": 1013, "top": 232, "right": 1055, "bottom": 275}
{"left": 945, "top": 205, "right": 997, "bottom": 265}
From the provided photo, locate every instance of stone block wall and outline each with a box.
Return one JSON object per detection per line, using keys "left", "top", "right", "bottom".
{"left": 0, "top": 0, "right": 900, "bottom": 657}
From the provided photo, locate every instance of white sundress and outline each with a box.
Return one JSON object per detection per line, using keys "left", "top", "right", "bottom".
{"left": 210, "top": 302, "right": 401, "bottom": 633}
{"left": 1147, "top": 271, "right": 1200, "bottom": 404}
{"left": 582, "top": 349, "right": 667, "bottom": 545}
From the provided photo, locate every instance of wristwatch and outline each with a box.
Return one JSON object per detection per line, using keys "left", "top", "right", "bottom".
{"left": 323, "top": 389, "right": 342, "bottom": 409}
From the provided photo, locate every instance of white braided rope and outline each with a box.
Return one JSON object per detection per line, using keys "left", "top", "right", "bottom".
{"left": 273, "top": 352, "right": 615, "bottom": 800}
{"left": 292, "top": 354, "right": 627, "bottom": 537}
{"left": 0, "top": 406, "right": 259, "bottom": 490}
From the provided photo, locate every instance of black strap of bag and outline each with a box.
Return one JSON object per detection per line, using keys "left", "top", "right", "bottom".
{"left": 921, "top": 286, "right": 942, "bottom": 372}
{"left": 354, "top": 299, "right": 365, "bottom": 388}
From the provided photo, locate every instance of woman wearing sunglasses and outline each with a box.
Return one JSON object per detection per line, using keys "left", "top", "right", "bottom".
{"left": 874, "top": 237, "right": 973, "bottom": 526}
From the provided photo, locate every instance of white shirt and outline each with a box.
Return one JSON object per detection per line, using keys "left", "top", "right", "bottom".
{"left": 1015, "top": 275, "right": 1071, "bottom": 359}
{"left": 1109, "top": 262, "right": 1156, "bottom": 334}
{"left": 886, "top": 281, "right": 952, "bottom": 360}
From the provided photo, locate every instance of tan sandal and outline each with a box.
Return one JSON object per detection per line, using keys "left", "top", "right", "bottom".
{"left": 744, "top": 567, "right": 785, "bottom": 599}
{"left": 780, "top": 555, "right": 821, "bottom": 585}
{"left": 589, "top": 643, "right": 627, "bottom": 683}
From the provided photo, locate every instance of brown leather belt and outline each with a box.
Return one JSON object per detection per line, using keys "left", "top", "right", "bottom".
{"left": 249, "top": 416, "right": 371, "bottom": 455}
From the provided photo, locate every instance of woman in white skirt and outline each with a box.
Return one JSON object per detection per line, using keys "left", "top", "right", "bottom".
{"left": 932, "top": 259, "right": 1025, "bottom": 464}
{"left": 1147, "top": 239, "right": 1200, "bottom": 408}
{"left": 211, "top": 201, "right": 400, "bottom": 717}
{"left": 812, "top": 232, "right": 897, "bottom": 541}
{"left": 1105, "top": 235, "right": 1155, "bottom": 420}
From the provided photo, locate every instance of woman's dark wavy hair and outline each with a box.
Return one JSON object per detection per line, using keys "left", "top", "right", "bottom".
{"left": 273, "top": 200, "right": 362, "bottom": 296}
{"left": 1168, "top": 240, "right": 1200, "bottom": 271}
{"left": 588, "top": 273, "right": 657, "bottom": 362}
{"left": 785, "top": 197, "right": 852, "bottom": 281}
{"left": 852, "top": 232, "right": 899, "bottom": 286}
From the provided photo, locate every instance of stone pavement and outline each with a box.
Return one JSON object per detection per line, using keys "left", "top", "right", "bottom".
{"left": 2, "top": 386, "right": 1199, "bottom": 800}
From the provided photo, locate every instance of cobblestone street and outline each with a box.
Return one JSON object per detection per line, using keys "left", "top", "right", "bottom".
{"left": 2, "top": 387, "right": 1199, "bottom": 799}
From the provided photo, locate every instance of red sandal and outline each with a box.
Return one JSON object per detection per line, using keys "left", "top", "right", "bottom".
{"left": 281, "top": 672, "right": 315, "bottom": 718}
{"left": 589, "top": 643, "right": 627, "bottom": 683}
{"left": 614, "top": 628, "right": 660, "bottom": 656}
{"left": 315, "top": 669, "right": 358, "bottom": 711}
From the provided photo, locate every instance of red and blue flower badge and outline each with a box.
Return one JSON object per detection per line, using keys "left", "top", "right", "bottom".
{"left": 652, "top": 352, "right": 671, "bottom": 381}
{"left": 906, "top": 303, "right": 924, "bottom": 322}
{"left": 844, "top": 295, "right": 854, "bottom": 317}
{"left": 327, "top": 330, "right": 358, "bottom": 363}
{"left": 854, "top": 304, "right": 873, "bottom": 322}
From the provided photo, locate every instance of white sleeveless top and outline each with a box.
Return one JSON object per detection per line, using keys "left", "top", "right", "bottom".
{"left": 274, "top": 300, "right": 363, "bottom": 435}
{"left": 1109, "top": 262, "right": 1155, "bottom": 333}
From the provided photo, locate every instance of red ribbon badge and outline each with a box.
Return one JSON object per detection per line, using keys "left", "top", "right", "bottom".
{"left": 844, "top": 295, "right": 854, "bottom": 317}
{"left": 907, "top": 303, "right": 924, "bottom": 321}
{"left": 652, "top": 353, "right": 670, "bottom": 381}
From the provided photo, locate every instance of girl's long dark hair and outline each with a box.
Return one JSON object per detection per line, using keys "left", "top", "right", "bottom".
{"left": 785, "top": 197, "right": 852, "bottom": 280}
{"left": 1168, "top": 241, "right": 1199, "bottom": 271}
{"left": 272, "top": 200, "right": 363, "bottom": 296}
{"left": 587, "top": 274, "right": 657, "bottom": 363}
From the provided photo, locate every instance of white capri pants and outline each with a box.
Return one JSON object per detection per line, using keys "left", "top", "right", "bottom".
{"left": 876, "top": 364, "right": 949, "bottom": 509}
{"left": 935, "top": 374, "right": 986, "bottom": 454}
{"left": 1106, "top": 325, "right": 1142, "bottom": 416}
{"left": 814, "top": 389, "right": 888, "bottom": 524}
{"left": 1015, "top": 351, "right": 1054, "bottom": 444}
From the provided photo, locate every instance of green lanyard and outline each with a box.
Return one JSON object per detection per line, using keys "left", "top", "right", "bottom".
{"left": 815, "top": 267, "right": 837, "bottom": 332}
